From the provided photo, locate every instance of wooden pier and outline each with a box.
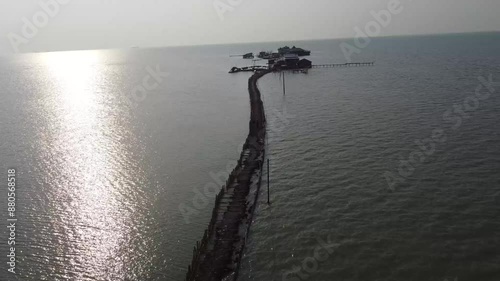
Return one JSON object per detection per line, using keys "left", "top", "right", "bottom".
{"left": 188, "top": 58, "right": 376, "bottom": 281}
{"left": 313, "top": 62, "right": 375, "bottom": 68}
{"left": 229, "top": 62, "right": 375, "bottom": 74}
{"left": 185, "top": 70, "right": 270, "bottom": 281}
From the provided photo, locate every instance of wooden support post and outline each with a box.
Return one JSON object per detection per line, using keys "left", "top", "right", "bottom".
{"left": 282, "top": 71, "right": 286, "bottom": 96}
{"left": 267, "top": 159, "right": 270, "bottom": 204}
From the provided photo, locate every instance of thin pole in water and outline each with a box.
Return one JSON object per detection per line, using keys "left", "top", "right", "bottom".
{"left": 282, "top": 71, "right": 286, "bottom": 95}
{"left": 267, "top": 159, "right": 270, "bottom": 204}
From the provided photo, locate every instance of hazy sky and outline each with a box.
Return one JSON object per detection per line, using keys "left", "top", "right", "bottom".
{"left": 1, "top": 0, "right": 499, "bottom": 54}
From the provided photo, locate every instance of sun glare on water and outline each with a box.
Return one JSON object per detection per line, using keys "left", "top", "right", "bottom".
{"left": 33, "top": 50, "right": 146, "bottom": 279}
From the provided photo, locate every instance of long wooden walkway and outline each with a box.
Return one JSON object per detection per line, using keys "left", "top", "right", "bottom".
{"left": 185, "top": 70, "right": 269, "bottom": 281}
{"left": 313, "top": 61, "right": 375, "bottom": 68}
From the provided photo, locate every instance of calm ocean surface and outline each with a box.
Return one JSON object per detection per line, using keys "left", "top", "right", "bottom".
{"left": 241, "top": 33, "right": 500, "bottom": 281}
{"left": 1, "top": 32, "right": 500, "bottom": 280}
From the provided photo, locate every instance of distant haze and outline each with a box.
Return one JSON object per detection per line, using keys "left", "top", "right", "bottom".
{"left": 1, "top": 0, "right": 500, "bottom": 54}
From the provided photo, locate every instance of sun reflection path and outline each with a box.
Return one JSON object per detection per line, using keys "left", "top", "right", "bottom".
{"left": 35, "top": 51, "right": 152, "bottom": 280}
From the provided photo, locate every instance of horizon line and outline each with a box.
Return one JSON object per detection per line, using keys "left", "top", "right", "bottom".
{"left": 3, "top": 29, "right": 499, "bottom": 56}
